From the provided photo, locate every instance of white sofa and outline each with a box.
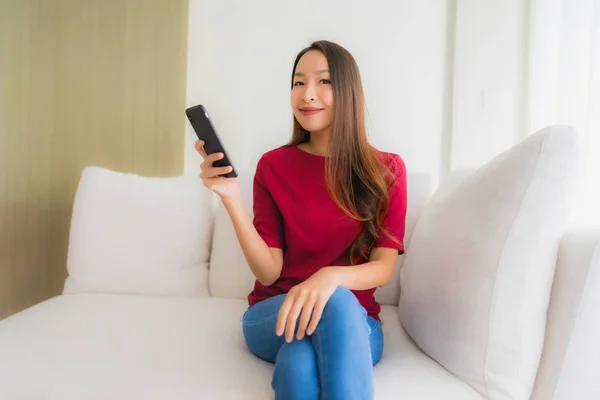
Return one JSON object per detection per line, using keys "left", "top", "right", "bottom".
{"left": 0, "top": 127, "right": 599, "bottom": 399}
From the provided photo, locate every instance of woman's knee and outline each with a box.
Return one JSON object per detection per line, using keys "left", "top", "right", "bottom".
{"left": 311, "top": 286, "right": 370, "bottom": 340}
{"left": 272, "top": 339, "right": 319, "bottom": 398}
{"left": 323, "top": 286, "right": 366, "bottom": 318}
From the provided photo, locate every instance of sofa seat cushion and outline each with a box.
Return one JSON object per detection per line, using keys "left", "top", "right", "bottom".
{"left": 0, "top": 294, "right": 483, "bottom": 400}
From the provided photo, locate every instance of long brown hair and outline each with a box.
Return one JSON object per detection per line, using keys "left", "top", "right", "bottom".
{"left": 287, "top": 40, "right": 401, "bottom": 263}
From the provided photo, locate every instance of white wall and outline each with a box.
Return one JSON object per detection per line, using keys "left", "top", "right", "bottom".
{"left": 185, "top": 0, "right": 449, "bottom": 186}
{"left": 526, "top": 0, "right": 600, "bottom": 225}
{"left": 450, "top": 0, "right": 528, "bottom": 169}
{"left": 184, "top": 0, "right": 546, "bottom": 191}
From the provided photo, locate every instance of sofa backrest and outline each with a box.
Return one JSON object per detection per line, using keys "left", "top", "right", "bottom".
{"left": 531, "top": 226, "right": 600, "bottom": 400}
{"left": 208, "top": 169, "right": 433, "bottom": 306}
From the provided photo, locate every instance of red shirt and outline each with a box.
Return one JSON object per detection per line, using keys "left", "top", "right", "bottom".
{"left": 248, "top": 145, "right": 407, "bottom": 320}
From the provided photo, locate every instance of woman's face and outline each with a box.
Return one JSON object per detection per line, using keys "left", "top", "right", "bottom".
{"left": 291, "top": 50, "right": 334, "bottom": 135}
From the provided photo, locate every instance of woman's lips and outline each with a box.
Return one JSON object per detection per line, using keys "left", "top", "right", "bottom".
{"left": 300, "top": 108, "right": 323, "bottom": 116}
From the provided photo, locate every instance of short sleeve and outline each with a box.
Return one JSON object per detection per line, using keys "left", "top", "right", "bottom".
{"left": 373, "top": 154, "right": 407, "bottom": 254}
{"left": 252, "top": 156, "right": 285, "bottom": 250}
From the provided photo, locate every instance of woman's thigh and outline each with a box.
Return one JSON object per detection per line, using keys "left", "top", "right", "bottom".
{"left": 241, "top": 294, "right": 287, "bottom": 363}
{"left": 241, "top": 292, "right": 385, "bottom": 365}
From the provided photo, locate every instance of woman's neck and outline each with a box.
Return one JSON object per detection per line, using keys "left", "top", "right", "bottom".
{"left": 305, "top": 131, "right": 330, "bottom": 156}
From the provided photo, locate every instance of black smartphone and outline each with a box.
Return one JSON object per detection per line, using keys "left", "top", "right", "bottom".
{"left": 185, "top": 104, "right": 238, "bottom": 178}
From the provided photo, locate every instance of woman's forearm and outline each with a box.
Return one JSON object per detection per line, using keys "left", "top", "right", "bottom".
{"left": 222, "top": 196, "right": 282, "bottom": 286}
{"left": 327, "top": 260, "right": 394, "bottom": 291}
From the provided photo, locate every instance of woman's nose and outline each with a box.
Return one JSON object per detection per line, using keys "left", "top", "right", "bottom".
{"left": 302, "top": 84, "right": 316, "bottom": 102}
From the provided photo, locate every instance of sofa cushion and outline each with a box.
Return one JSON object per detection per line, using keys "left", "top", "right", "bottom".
{"left": 63, "top": 166, "right": 213, "bottom": 297}
{"left": 375, "top": 172, "right": 432, "bottom": 305}
{"left": 531, "top": 227, "right": 600, "bottom": 400}
{"left": 208, "top": 170, "right": 432, "bottom": 305}
{"left": 398, "top": 125, "right": 579, "bottom": 399}
{"left": 0, "top": 294, "right": 484, "bottom": 399}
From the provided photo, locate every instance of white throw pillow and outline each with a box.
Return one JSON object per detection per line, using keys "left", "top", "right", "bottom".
{"left": 63, "top": 166, "right": 213, "bottom": 297}
{"left": 398, "top": 125, "right": 579, "bottom": 400}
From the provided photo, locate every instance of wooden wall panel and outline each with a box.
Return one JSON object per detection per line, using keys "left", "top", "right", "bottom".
{"left": 0, "top": 0, "right": 188, "bottom": 319}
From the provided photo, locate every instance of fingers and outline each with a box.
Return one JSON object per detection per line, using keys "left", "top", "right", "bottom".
{"left": 276, "top": 294, "right": 293, "bottom": 338}
{"left": 200, "top": 151, "right": 223, "bottom": 167}
{"left": 284, "top": 290, "right": 307, "bottom": 343}
{"left": 296, "top": 292, "right": 317, "bottom": 340}
{"left": 196, "top": 141, "right": 233, "bottom": 180}
{"left": 276, "top": 289, "right": 307, "bottom": 343}
{"left": 200, "top": 165, "right": 233, "bottom": 179}
{"left": 194, "top": 140, "right": 207, "bottom": 158}
{"left": 277, "top": 289, "right": 325, "bottom": 342}
{"left": 199, "top": 151, "right": 233, "bottom": 179}
{"left": 306, "top": 296, "right": 327, "bottom": 336}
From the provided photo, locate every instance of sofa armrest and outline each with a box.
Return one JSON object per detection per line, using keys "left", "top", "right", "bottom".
{"left": 532, "top": 226, "right": 600, "bottom": 400}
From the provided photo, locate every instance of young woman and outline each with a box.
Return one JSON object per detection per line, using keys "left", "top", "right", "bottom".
{"left": 195, "top": 40, "right": 407, "bottom": 400}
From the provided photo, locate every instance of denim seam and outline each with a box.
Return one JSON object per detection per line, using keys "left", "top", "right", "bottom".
{"left": 241, "top": 313, "right": 278, "bottom": 328}
{"left": 316, "top": 324, "right": 327, "bottom": 395}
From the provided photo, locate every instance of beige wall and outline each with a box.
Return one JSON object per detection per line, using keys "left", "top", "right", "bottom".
{"left": 0, "top": 0, "right": 188, "bottom": 319}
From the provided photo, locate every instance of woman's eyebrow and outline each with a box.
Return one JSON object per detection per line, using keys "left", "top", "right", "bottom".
{"left": 294, "top": 69, "right": 330, "bottom": 77}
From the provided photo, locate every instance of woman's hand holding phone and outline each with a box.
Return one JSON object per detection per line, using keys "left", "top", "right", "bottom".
{"left": 195, "top": 139, "right": 240, "bottom": 202}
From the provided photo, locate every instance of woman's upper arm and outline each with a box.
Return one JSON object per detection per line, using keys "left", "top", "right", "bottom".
{"left": 372, "top": 154, "right": 408, "bottom": 254}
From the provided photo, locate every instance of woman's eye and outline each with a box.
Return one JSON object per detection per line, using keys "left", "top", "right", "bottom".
{"left": 320, "top": 79, "right": 331, "bottom": 84}
{"left": 293, "top": 81, "right": 304, "bottom": 86}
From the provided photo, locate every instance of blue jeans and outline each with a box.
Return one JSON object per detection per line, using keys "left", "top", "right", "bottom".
{"left": 241, "top": 286, "right": 384, "bottom": 400}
